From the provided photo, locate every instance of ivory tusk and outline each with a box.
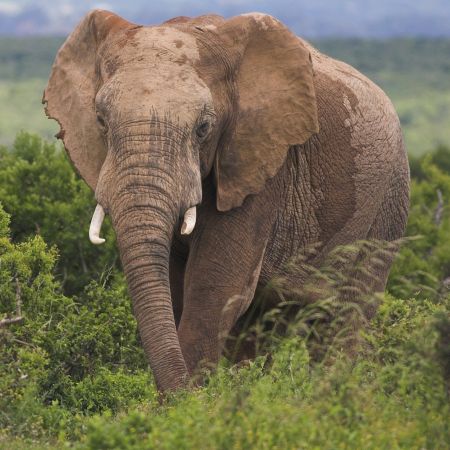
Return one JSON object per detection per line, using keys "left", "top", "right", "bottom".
{"left": 89, "top": 204, "right": 106, "bottom": 245}
{"left": 181, "top": 206, "right": 196, "bottom": 235}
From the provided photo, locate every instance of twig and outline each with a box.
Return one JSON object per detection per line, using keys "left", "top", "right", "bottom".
{"left": 15, "top": 276, "right": 22, "bottom": 317}
{"left": 434, "top": 189, "right": 444, "bottom": 226}
{"left": 0, "top": 316, "right": 24, "bottom": 327}
{"left": 0, "top": 277, "right": 24, "bottom": 328}
{"left": 78, "top": 241, "right": 88, "bottom": 274}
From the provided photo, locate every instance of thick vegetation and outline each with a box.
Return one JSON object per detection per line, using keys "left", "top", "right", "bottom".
{"left": 0, "top": 134, "right": 449, "bottom": 449}
{"left": 0, "top": 133, "right": 119, "bottom": 295}
{"left": 1, "top": 37, "right": 450, "bottom": 154}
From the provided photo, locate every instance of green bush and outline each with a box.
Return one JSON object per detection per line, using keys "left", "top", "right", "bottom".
{"left": 0, "top": 132, "right": 119, "bottom": 295}
{"left": 389, "top": 148, "right": 450, "bottom": 299}
{"left": 0, "top": 203, "right": 149, "bottom": 441}
{"left": 409, "top": 145, "right": 450, "bottom": 179}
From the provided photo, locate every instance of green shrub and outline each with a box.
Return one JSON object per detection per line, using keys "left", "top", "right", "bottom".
{"left": 68, "top": 368, "right": 155, "bottom": 415}
{"left": 0, "top": 203, "right": 149, "bottom": 440}
{"left": 409, "top": 145, "right": 450, "bottom": 179}
{"left": 0, "top": 203, "right": 67, "bottom": 439}
{"left": 37, "top": 277, "right": 149, "bottom": 411}
{"left": 0, "top": 132, "right": 119, "bottom": 295}
{"left": 389, "top": 148, "right": 450, "bottom": 299}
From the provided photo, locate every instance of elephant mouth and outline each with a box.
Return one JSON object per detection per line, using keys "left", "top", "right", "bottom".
{"left": 88, "top": 202, "right": 197, "bottom": 245}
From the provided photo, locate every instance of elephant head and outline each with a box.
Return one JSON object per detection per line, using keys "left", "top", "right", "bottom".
{"left": 43, "top": 10, "right": 319, "bottom": 391}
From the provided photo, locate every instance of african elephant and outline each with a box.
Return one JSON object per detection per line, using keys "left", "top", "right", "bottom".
{"left": 43, "top": 10, "right": 410, "bottom": 392}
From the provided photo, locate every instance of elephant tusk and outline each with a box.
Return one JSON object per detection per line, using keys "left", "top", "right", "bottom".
{"left": 181, "top": 206, "right": 196, "bottom": 235}
{"left": 89, "top": 204, "right": 106, "bottom": 245}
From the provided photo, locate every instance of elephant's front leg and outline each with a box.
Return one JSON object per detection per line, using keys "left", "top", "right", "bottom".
{"left": 177, "top": 206, "right": 273, "bottom": 376}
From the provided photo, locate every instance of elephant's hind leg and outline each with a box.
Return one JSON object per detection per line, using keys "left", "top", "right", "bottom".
{"left": 318, "top": 171, "right": 410, "bottom": 357}
{"left": 277, "top": 171, "right": 409, "bottom": 360}
{"left": 364, "top": 171, "right": 410, "bottom": 296}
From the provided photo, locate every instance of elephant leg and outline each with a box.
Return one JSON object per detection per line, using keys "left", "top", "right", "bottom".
{"left": 306, "top": 179, "right": 408, "bottom": 360}
{"left": 364, "top": 174, "right": 409, "bottom": 295}
{"left": 177, "top": 208, "right": 272, "bottom": 377}
{"left": 338, "top": 170, "right": 409, "bottom": 323}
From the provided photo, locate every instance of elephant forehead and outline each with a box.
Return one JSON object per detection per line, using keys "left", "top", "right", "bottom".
{"left": 97, "top": 64, "right": 213, "bottom": 124}
{"left": 102, "top": 26, "right": 201, "bottom": 71}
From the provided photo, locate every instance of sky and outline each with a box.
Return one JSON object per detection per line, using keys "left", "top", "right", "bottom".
{"left": 0, "top": 0, "right": 450, "bottom": 37}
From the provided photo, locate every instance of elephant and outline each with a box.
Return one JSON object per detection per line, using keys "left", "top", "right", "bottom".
{"left": 43, "top": 10, "right": 410, "bottom": 392}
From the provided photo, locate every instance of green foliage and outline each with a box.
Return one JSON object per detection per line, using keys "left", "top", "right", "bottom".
{"left": 389, "top": 146, "right": 450, "bottom": 299}
{"left": 433, "top": 312, "right": 450, "bottom": 390}
{"left": 409, "top": 145, "right": 450, "bottom": 180}
{"left": 0, "top": 203, "right": 148, "bottom": 441}
{"left": 35, "top": 276, "right": 149, "bottom": 411}
{"left": 0, "top": 203, "right": 10, "bottom": 237}
{"left": 0, "top": 133, "right": 119, "bottom": 294}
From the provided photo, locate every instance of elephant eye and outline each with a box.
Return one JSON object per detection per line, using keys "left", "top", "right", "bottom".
{"left": 96, "top": 113, "right": 107, "bottom": 132}
{"left": 196, "top": 121, "right": 210, "bottom": 140}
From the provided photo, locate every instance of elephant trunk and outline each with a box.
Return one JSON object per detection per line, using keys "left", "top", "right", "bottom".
{"left": 100, "top": 131, "right": 200, "bottom": 391}
{"left": 111, "top": 187, "right": 188, "bottom": 391}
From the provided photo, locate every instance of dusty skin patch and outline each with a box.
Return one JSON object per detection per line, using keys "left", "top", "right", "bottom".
{"left": 119, "top": 27, "right": 202, "bottom": 64}
{"left": 241, "top": 12, "right": 279, "bottom": 30}
{"left": 175, "top": 54, "right": 188, "bottom": 66}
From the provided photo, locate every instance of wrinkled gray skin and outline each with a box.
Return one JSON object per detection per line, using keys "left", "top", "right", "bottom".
{"left": 44, "top": 11, "right": 410, "bottom": 392}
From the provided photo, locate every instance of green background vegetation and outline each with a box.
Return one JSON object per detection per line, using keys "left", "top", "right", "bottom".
{"left": 1, "top": 37, "right": 450, "bottom": 155}
{"left": 0, "top": 36, "right": 449, "bottom": 448}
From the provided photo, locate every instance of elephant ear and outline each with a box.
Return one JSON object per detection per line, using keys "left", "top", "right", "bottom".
{"left": 215, "top": 14, "right": 319, "bottom": 211}
{"left": 43, "top": 10, "right": 134, "bottom": 191}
